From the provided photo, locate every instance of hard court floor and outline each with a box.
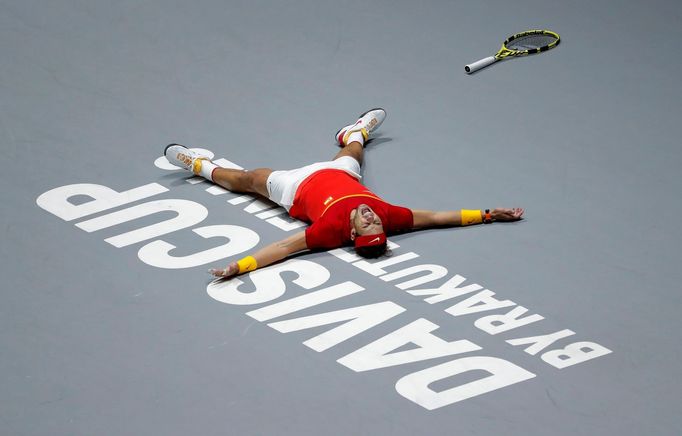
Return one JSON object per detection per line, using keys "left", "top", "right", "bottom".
{"left": 1, "top": 0, "right": 681, "bottom": 435}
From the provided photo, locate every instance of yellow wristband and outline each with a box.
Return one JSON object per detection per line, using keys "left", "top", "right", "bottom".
{"left": 461, "top": 209, "right": 483, "bottom": 226}
{"left": 237, "top": 256, "right": 258, "bottom": 273}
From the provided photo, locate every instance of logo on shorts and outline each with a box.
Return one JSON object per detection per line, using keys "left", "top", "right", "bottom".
{"left": 324, "top": 196, "right": 334, "bottom": 206}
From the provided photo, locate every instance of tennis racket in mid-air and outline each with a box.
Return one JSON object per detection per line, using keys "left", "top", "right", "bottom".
{"left": 465, "top": 29, "right": 560, "bottom": 74}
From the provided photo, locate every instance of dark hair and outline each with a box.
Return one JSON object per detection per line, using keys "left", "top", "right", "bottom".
{"left": 354, "top": 242, "right": 388, "bottom": 259}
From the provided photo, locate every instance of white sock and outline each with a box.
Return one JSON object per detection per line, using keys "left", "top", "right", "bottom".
{"left": 346, "top": 131, "right": 365, "bottom": 146}
{"left": 197, "top": 159, "right": 218, "bottom": 181}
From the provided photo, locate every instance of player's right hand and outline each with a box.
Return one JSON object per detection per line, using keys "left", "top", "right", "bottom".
{"left": 209, "top": 261, "right": 239, "bottom": 278}
{"left": 490, "top": 208, "right": 524, "bottom": 222}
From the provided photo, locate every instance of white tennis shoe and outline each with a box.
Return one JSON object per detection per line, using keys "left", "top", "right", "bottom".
{"left": 335, "top": 108, "right": 386, "bottom": 147}
{"left": 164, "top": 143, "right": 209, "bottom": 175}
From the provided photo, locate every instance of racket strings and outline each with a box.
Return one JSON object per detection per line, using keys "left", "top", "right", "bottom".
{"left": 505, "top": 34, "right": 558, "bottom": 51}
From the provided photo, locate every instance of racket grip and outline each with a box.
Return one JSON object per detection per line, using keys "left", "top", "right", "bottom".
{"left": 465, "top": 56, "right": 497, "bottom": 74}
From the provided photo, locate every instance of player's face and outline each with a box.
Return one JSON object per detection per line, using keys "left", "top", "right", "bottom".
{"left": 351, "top": 204, "right": 384, "bottom": 235}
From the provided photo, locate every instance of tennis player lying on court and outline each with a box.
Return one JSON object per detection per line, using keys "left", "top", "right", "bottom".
{"left": 164, "top": 108, "right": 524, "bottom": 278}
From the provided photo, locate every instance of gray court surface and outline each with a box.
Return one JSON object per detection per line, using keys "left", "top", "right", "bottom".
{"left": 2, "top": 0, "right": 681, "bottom": 435}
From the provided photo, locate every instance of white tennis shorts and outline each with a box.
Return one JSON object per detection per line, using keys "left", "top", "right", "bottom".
{"left": 266, "top": 156, "right": 361, "bottom": 211}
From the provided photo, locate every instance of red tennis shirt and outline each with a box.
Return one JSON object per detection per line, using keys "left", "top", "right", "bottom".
{"left": 288, "top": 169, "right": 414, "bottom": 249}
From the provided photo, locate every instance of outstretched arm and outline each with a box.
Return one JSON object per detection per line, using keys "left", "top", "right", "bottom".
{"left": 410, "top": 208, "right": 524, "bottom": 229}
{"left": 209, "top": 231, "right": 308, "bottom": 278}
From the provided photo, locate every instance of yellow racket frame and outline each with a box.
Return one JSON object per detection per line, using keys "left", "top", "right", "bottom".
{"left": 495, "top": 29, "right": 561, "bottom": 59}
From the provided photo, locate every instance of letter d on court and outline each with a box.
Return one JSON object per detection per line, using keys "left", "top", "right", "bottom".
{"left": 395, "top": 356, "right": 535, "bottom": 410}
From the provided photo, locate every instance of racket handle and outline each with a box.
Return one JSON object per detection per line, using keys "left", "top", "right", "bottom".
{"left": 465, "top": 56, "right": 497, "bottom": 74}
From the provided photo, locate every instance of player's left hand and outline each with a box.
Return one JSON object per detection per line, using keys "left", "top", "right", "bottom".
{"left": 490, "top": 207, "right": 524, "bottom": 222}
{"left": 209, "top": 261, "right": 239, "bottom": 278}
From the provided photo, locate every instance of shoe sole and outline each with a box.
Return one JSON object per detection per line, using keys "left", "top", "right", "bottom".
{"left": 334, "top": 107, "right": 386, "bottom": 143}
{"left": 164, "top": 143, "right": 187, "bottom": 156}
{"left": 164, "top": 143, "right": 197, "bottom": 171}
